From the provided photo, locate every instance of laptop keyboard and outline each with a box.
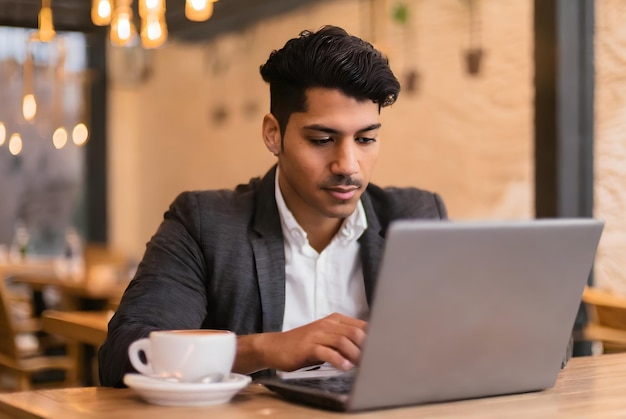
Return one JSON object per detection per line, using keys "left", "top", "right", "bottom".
{"left": 287, "top": 373, "right": 355, "bottom": 394}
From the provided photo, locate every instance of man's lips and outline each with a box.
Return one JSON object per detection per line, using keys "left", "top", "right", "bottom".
{"left": 326, "top": 187, "right": 359, "bottom": 201}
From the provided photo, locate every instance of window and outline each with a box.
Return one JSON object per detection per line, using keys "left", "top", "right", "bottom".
{"left": 0, "top": 27, "right": 89, "bottom": 258}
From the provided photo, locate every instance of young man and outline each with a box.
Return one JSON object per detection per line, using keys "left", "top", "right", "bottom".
{"left": 98, "top": 25, "right": 447, "bottom": 387}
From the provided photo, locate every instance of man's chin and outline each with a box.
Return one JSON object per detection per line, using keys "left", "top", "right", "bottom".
{"left": 323, "top": 201, "right": 358, "bottom": 219}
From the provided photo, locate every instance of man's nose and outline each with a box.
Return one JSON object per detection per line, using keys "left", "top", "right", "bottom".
{"left": 331, "top": 141, "right": 359, "bottom": 176}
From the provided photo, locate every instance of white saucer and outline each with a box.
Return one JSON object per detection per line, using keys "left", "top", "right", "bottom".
{"left": 123, "top": 373, "right": 251, "bottom": 407}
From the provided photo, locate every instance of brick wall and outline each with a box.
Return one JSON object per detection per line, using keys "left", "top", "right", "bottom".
{"left": 594, "top": 1, "right": 626, "bottom": 292}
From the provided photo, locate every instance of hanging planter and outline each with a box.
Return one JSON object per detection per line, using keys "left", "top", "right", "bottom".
{"left": 463, "top": 0, "right": 484, "bottom": 76}
{"left": 392, "top": 2, "right": 420, "bottom": 93}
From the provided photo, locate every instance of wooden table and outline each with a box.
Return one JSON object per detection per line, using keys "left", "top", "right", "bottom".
{"left": 39, "top": 310, "right": 112, "bottom": 387}
{"left": 1, "top": 259, "right": 128, "bottom": 308}
{"left": 41, "top": 310, "right": 112, "bottom": 347}
{"left": 2, "top": 353, "right": 626, "bottom": 418}
{"left": 7, "top": 274, "right": 127, "bottom": 303}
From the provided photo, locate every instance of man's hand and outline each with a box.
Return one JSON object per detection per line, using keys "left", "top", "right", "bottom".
{"left": 233, "top": 313, "right": 367, "bottom": 375}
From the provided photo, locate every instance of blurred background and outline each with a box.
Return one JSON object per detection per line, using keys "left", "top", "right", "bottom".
{"left": 1, "top": 0, "right": 626, "bottom": 390}
{"left": 0, "top": 0, "right": 624, "bottom": 291}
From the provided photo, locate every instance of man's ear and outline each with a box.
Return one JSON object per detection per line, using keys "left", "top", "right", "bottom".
{"left": 262, "top": 113, "right": 281, "bottom": 156}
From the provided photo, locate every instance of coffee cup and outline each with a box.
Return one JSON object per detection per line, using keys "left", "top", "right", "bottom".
{"left": 128, "top": 329, "right": 236, "bottom": 383}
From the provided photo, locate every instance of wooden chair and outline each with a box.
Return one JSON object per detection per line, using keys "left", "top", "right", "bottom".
{"left": 578, "top": 286, "right": 626, "bottom": 353}
{"left": 0, "top": 271, "right": 77, "bottom": 391}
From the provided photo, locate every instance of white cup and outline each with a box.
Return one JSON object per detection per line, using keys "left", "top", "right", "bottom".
{"left": 128, "top": 329, "right": 236, "bottom": 383}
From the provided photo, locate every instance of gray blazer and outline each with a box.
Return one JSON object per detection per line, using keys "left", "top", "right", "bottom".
{"left": 98, "top": 166, "right": 447, "bottom": 387}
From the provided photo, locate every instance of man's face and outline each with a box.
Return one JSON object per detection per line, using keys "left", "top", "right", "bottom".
{"left": 271, "top": 87, "right": 381, "bottom": 227}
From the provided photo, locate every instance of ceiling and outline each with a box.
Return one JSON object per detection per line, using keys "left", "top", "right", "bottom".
{"left": 0, "top": 0, "right": 315, "bottom": 42}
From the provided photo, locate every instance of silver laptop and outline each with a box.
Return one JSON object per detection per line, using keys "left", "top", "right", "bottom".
{"left": 257, "top": 218, "right": 604, "bottom": 411}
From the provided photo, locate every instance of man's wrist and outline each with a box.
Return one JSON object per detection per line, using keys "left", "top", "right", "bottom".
{"left": 233, "top": 332, "right": 274, "bottom": 375}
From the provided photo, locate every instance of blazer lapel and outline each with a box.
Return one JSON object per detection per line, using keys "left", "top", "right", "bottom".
{"left": 250, "top": 166, "right": 286, "bottom": 333}
{"left": 359, "top": 191, "right": 386, "bottom": 306}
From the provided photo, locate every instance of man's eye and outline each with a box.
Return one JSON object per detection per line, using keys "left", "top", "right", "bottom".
{"left": 310, "top": 138, "right": 333, "bottom": 145}
{"left": 356, "top": 137, "right": 376, "bottom": 144}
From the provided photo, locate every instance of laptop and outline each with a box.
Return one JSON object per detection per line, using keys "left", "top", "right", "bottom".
{"left": 256, "top": 218, "right": 604, "bottom": 412}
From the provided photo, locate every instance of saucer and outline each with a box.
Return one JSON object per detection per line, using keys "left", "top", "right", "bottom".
{"left": 123, "top": 373, "right": 251, "bottom": 406}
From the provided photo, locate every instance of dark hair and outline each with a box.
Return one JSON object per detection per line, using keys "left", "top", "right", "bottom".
{"left": 259, "top": 25, "right": 400, "bottom": 137}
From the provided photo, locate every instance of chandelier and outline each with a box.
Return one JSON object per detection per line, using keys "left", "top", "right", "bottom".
{"left": 0, "top": 29, "right": 90, "bottom": 155}
{"left": 35, "top": 0, "right": 220, "bottom": 49}
{"left": 93, "top": 0, "right": 220, "bottom": 48}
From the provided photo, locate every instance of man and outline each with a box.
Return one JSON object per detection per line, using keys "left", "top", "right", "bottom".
{"left": 99, "top": 25, "right": 447, "bottom": 387}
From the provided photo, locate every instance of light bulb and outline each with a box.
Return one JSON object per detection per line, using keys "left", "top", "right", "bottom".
{"left": 22, "top": 94, "right": 37, "bottom": 122}
{"left": 141, "top": 13, "right": 168, "bottom": 48}
{"left": 139, "top": 0, "right": 165, "bottom": 18}
{"left": 53, "top": 127, "right": 68, "bottom": 149}
{"left": 9, "top": 133, "right": 23, "bottom": 156}
{"left": 185, "top": 0, "right": 214, "bottom": 22}
{"left": 118, "top": 14, "right": 132, "bottom": 40}
{"left": 38, "top": 6, "right": 56, "bottom": 42}
{"left": 72, "top": 123, "right": 89, "bottom": 146}
{"left": 110, "top": 7, "right": 137, "bottom": 47}
{"left": 92, "top": 0, "right": 112, "bottom": 26}
{"left": 0, "top": 122, "right": 5, "bottom": 146}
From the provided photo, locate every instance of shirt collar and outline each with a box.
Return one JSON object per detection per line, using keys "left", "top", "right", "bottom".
{"left": 274, "top": 167, "right": 367, "bottom": 250}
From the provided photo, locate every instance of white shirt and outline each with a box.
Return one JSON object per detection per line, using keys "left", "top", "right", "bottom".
{"left": 275, "top": 169, "right": 369, "bottom": 332}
